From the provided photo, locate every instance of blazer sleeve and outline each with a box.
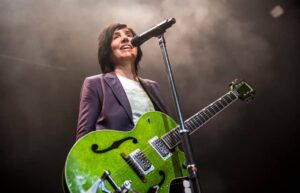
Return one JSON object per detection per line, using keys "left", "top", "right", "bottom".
{"left": 76, "top": 77, "right": 102, "bottom": 140}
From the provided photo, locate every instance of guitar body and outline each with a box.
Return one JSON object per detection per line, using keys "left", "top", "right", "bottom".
{"left": 65, "top": 79, "right": 255, "bottom": 193}
{"left": 65, "top": 111, "right": 186, "bottom": 193}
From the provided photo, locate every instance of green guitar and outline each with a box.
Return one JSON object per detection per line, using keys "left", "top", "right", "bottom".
{"left": 65, "top": 79, "right": 255, "bottom": 193}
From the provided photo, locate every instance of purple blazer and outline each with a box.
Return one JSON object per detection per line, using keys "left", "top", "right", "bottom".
{"left": 76, "top": 72, "right": 169, "bottom": 140}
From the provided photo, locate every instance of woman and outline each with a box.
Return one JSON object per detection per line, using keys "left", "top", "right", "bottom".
{"left": 76, "top": 23, "right": 169, "bottom": 140}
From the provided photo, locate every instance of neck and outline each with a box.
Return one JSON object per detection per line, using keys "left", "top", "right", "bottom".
{"left": 114, "top": 63, "right": 137, "bottom": 81}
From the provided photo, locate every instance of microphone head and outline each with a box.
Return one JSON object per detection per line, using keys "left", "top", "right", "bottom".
{"left": 131, "top": 17, "right": 176, "bottom": 47}
{"left": 131, "top": 35, "right": 140, "bottom": 47}
{"left": 169, "top": 18, "right": 176, "bottom": 24}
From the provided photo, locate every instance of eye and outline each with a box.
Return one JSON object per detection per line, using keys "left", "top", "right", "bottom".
{"left": 112, "top": 34, "right": 120, "bottom": 39}
{"left": 127, "top": 33, "right": 133, "bottom": 38}
{"left": 124, "top": 31, "right": 134, "bottom": 38}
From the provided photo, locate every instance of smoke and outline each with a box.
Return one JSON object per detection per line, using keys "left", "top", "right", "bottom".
{"left": 1, "top": 0, "right": 275, "bottom": 144}
{"left": 1, "top": 0, "right": 272, "bottom": 69}
{"left": 1, "top": 0, "right": 274, "bottom": 165}
{"left": 1, "top": 0, "right": 282, "bottom": 192}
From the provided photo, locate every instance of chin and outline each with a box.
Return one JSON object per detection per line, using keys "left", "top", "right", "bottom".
{"left": 122, "top": 54, "right": 136, "bottom": 59}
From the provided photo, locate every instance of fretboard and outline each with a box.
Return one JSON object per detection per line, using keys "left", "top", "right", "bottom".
{"left": 162, "top": 91, "right": 239, "bottom": 149}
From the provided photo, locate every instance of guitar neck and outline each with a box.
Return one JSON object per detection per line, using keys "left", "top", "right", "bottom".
{"left": 162, "top": 91, "right": 239, "bottom": 149}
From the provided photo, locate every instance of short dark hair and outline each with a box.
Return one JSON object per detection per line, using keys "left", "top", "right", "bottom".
{"left": 97, "top": 23, "right": 143, "bottom": 73}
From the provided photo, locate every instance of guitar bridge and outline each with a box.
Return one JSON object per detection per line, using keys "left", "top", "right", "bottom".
{"left": 121, "top": 149, "right": 154, "bottom": 183}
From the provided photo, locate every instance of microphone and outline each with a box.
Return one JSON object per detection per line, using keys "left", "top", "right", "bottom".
{"left": 131, "top": 18, "right": 176, "bottom": 47}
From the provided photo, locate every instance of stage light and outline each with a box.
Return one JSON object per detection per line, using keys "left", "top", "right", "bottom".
{"left": 270, "top": 5, "right": 284, "bottom": 18}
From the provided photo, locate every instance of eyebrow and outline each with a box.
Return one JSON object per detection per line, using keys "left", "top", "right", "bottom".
{"left": 113, "top": 31, "right": 121, "bottom": 36}
{"left": 113, "top": 28, "right": 133, "bottom": 35}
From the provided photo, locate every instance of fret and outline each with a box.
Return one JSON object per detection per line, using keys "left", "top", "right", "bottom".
{"left": 184, "top": 121, "right": 193, "bottom": 131}
{"left": 200, "top": 111, "right": 209, "bottom": 120}
{"left": 196, "top": 113, "right": 206, "bottom": 123}
{"left": 216, "top": 100, "right": 224, "bottom": 109}
{"left": 181, "top": 92, "right": 238, "bottom": 137}
{"left": 193, "top": 115, "right": 204, "bottom": 126}
{"left": 172, "top": 130, "right": 181, "bottom": 141}
{"left": 204, "top": 108, "right": 213, "bottom": 117}
{"left": 228, "top": 92, "right": 237, "bottom": 100}
{"left": 168, "top": 130, "right": 177, "bottom": 141}
{"left": 169, "top": 135, "right": 178, "bottom": 146}
{"left": 207, "top": 105, "right": 216, "bottom": 115}
{"left": 224, "top": 94, "right": 232, "bottom": 103}
{"left": 202, "top": 110, "right": 212, "bottom": 119}
{"left": 211, "top": 104, "right": 220, "bottom": 112}
{"left": 189, "top": 118, "right": 200, "bottom": 129}
{"left": 207, "top": 106, "right": 217, "bottom": 114}
{"left": 220, "top": 98, "right": 228, "bottom": 106}
{"left": 162, "top": 134, "right": 173, "bottom": 148}
{"left": 223, "top": 95, "right": 231, "bottom": 105}
{"left": 162, "top": 129, "right": 181, "bottom": 149}
{"left": 184, "top": 115, "right": 203, "bottom": 133}
{"left": 162, "top": 91, "right": 241, "bottom": 149}
{"left": 174, "top": 127, "right": 181, "bottom": 137}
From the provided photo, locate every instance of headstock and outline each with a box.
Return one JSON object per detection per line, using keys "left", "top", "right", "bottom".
{"left": 230, "top": 79, "right": 255, "bottom": 101}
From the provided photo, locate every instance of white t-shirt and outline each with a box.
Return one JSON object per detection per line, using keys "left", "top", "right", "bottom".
{"left": 117, "top": 75, "right": 155, "bottom": 124}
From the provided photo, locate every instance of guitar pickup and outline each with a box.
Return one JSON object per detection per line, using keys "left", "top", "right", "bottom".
{"left": 130, "top": 149, "right": 154, "bottom": 174}
{"left": 149, "top": 136, "right": 172, "bottom": 160}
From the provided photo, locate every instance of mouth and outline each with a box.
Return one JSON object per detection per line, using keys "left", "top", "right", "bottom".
{"left": 120, "top": 44, "right": 133, "bottom": 50}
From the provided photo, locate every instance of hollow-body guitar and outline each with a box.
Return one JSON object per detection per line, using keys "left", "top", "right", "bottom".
{"left": 64, "top": 79, "right": 255, "bottom": 193}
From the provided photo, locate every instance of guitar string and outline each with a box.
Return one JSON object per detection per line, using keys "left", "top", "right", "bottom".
{"left": 77, "top": 91, "right": 240, "bottom": 189}
{"left": 72, "top": 125, "right": 178, "bottom": 191}
{"left": 108, "top": 134, "right": 172, "bottom": 181}
{"left": 89, "top": 93, "right": 234, "bottom": 184}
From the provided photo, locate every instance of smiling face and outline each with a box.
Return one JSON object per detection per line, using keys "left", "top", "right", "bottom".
{"left": 110, "top": 27, "right": 138, "bottom": 67}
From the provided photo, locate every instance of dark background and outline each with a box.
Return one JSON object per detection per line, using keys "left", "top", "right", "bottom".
{"left": 0, "top": 0, "right": 299, "bottom": 193}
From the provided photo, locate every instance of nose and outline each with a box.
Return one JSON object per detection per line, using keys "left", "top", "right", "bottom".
{"left": 121, "top": 35, "right": 130, "bottom": 43}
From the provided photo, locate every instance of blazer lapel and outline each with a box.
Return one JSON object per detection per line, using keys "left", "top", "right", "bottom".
{"left": 104, "top": 72, "right": 133, "bottom": 123}
{"left": 139, "top": 78, "right": 166, "bottom": 113}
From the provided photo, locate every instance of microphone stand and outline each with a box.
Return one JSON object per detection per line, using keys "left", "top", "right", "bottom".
{"left": 157, "top": 34, "right": 202, "bottom": 193}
